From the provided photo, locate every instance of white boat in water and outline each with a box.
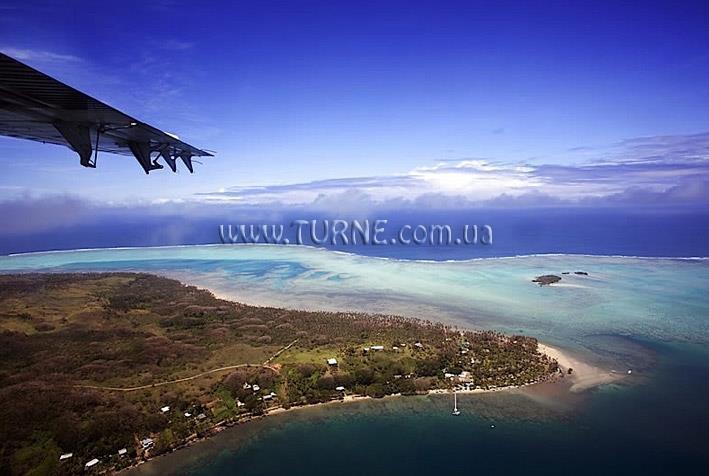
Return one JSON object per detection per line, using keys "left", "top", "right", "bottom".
{"left": 452, "top": 391, "right": 461, "bottom": 416}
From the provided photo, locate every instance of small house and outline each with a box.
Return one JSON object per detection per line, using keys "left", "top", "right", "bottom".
{"left": 327, "top": 358, "right": 338, "bottom": 366}
{"left": 335, "top": 386, "right": 345, "bottom": 391}
{"left": 371, "top": 345, "right": 384, "bottom": 351}
{"left": 85, "top": 458, "right": 99, "bottom": 468}
{"left": 118, "top": 448, "right": 127, "bottom": 456}
{"left": 141, "top": 438, "right": 154, "bottom": 449}
{"left": 59, "top": 453, "right": 73, "bottom": 461}
{"left": 160, "top": 406, "right": 170, "bottom": 413}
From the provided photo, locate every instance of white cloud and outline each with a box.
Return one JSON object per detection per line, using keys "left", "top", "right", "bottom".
{"left": 0, "top": 47, "right": 81, "bottom": 63}
{"left": 198, "top": 131, "right": 709, "bottom": 209}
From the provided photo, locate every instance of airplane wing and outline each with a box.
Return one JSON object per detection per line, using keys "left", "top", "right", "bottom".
{"left": 0, "top": 52, "right": 213, "bottom": 174}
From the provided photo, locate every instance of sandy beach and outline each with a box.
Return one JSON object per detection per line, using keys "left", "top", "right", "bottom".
{"left": 537, "top": 343, "right": 625, "bottom": 392}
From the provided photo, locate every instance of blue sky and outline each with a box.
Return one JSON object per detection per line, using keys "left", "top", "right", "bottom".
{"left": 1, "top": 0, "right": 709, "bottom": 209}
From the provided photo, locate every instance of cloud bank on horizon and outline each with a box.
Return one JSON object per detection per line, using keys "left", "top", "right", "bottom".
{"left": 2, "top": 131, "right": 708, "bottom": 215}
{"left": 196, "top": 131, "right": 709, "bottom": 210}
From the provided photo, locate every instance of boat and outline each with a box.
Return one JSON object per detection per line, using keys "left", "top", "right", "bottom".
{"left": 452, "top": 391, "right": 461, "bottom": 416}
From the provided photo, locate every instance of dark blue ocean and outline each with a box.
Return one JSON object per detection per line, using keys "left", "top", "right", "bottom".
{"left": 2, "top": 208, "right": 708, "bottom": 259}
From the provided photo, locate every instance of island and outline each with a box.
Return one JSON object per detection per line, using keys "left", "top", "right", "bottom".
{"left": 0, "top": 273, "right": 558, "bottom": 474}
{"left": 532, "top": 274, "right": 562, "bottom": 286}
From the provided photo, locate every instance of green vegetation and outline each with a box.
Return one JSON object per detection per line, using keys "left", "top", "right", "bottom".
{"left": 532, "top": 274, "right": 562, "bottom": 286}
{"left": 0, "top": 273, "right": 557, "bottom": 475}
